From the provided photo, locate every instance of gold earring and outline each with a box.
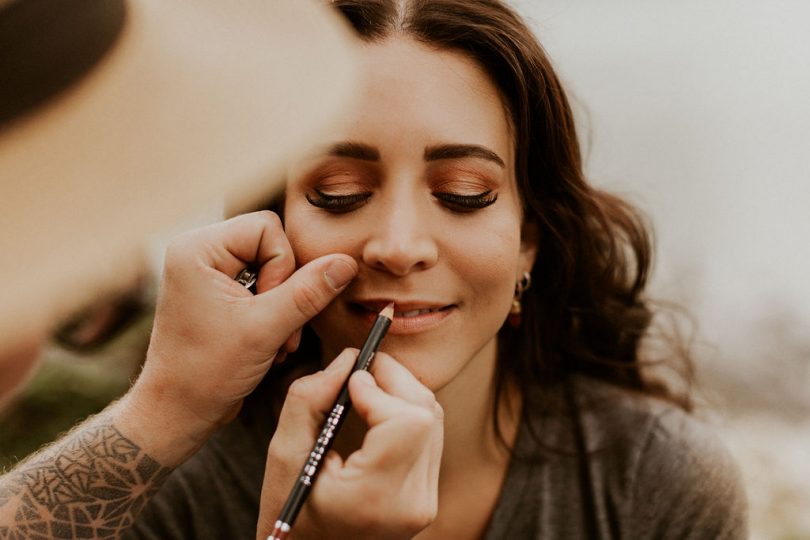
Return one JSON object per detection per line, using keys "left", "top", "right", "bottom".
{"left": 508, "top": 271, "right": 532, "bottom": 328}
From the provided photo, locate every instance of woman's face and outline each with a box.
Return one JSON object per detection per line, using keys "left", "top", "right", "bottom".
{"left": 284, "top": 37, "right": 536, "bottom": 393}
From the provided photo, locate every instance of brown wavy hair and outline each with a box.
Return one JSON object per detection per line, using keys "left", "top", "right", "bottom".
{"left": 325, "top": 0, "right": 694, "bottom": 415}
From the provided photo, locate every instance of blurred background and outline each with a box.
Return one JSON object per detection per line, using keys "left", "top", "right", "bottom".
{"left": 2, "top": 1, "right": 808, "bottom": 538}
{"left": 510, "top": 1, "right": 810, "bottom": 538}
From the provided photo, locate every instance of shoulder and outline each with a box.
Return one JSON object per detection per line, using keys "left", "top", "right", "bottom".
{"left": 518, "top": 377, "right": 747, "bottom": 539}
{"left": 577, "top": 377, "right": 749, "bottom": 539}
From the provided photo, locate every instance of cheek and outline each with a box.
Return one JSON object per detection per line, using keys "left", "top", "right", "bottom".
{"left": 442, "top": 215, "right": 523, "bottom": 306}
{"left": 285, "top": 227, "right": 329, "bottom": 264}
{"left": 284, "top": 204, "right": 359, "bottom": 264}
{"left": 442, "top": 213, "right": 520, "bottom": 268}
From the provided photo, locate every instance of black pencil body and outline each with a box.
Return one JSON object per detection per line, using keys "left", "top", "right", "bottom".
{"left": 269, "top": 310, "right": 392, "bottom": 540}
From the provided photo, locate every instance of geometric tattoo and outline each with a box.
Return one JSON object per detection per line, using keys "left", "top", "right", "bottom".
{"left": 0, "top": 422, "right": 170, "bottom": 539}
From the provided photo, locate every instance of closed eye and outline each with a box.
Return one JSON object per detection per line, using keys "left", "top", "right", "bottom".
{"left": 305, "top": 188, "right": 372, "bottom": 213}
{"left": 433, "top": 190, "right": 497, "bottom": 212}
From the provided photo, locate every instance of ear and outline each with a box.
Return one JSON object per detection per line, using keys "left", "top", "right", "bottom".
{"left": 519, "top": 220, "right": 539, "bottom": 274}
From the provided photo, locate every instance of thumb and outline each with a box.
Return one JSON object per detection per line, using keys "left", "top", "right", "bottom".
{"left": 256, "top": 254, "right": 357, "bottom": 338}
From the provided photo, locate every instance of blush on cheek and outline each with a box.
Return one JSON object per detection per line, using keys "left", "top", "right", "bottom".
{"left": 284, "top": 223, "right": 324, "bottom": 266}
{"left": 445, "top": 229, "right": 520, "bottom": 287}
{"left": 284, "top": 209, "right": 363, "bottom": 267}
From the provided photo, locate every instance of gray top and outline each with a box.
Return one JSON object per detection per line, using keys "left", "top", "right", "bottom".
{"left": 126, "top": 376, "right": 748, "bottom": 539}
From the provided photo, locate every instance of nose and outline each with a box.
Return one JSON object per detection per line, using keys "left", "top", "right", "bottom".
{"left": 361, "top": 193, "right": 439, "bottom": 276}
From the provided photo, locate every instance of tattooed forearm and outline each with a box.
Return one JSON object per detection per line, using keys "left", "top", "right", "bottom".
{"left": 0, "top": 421, "right": 170, "bottom": 539}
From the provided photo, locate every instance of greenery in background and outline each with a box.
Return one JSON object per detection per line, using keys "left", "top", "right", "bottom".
{"left": 0, "top": 315, "right": 151, "bottom": 471}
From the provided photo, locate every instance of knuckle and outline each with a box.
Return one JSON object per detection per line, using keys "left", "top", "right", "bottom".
{"left": 286, "top": 376, "right": 316, "bottom": 402}
{"left": 400, "top": 503, "right": 436, "bottom": 532}
{"left": 405, "top": 407, "right": 435, "bottom": 431}
{"left": 412, "top": 387, "right": 437, "bottom": 410}
{"left": 275, "top": 250, "right": 296, "bottom": 275}
{"left": 432, "top": 400, "right": 445, "bottom": 422}
{"left": 292, "top": 279, "right": 326, "bottom": 319}
{"left": 253, "top": 210, "right": 285, "bottom": 238}
{"left": 265, "top": 438, "right": 286, "bottom": 463}
{"left": 265, "top": 439, "right": 300, "bottom": 474}
{"left": 259, "top": 209, "right": 283, "bottom": 229}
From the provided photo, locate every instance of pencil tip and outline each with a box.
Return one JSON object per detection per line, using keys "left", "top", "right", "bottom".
{"left": 381, "top": 302, "right": 394, "bottom": 319}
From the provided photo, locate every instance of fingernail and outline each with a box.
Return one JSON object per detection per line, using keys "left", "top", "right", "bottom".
{"left": 324, "top": 259, "right": 356, "bottom": 291}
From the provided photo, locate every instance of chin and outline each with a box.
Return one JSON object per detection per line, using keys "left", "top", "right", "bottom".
{"left": 376, "top": 340, "right": 464, "bottom": 393}
{"left": 313, "top": 320, "right": 498, "bottom": 395}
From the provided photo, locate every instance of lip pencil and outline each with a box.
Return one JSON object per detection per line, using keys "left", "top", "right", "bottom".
{"left": 267, "top": 302, "right": 395, "bottom": 540}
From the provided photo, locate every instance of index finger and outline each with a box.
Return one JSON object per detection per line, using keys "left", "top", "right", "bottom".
{"left": 369, "top": 353, "right": 437, "bottom": 411}
{"left": 195, "top": 211, "right": 295, "bottom": 290}
{"left": 346, "top": 371, "right": 440, "bottom": 466}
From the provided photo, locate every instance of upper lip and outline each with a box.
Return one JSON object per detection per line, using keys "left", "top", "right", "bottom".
{"left": 351, "top": 298, "right": 453, "bottom": 312}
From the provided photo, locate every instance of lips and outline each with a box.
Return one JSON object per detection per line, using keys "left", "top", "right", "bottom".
{"left": 351, "top": 300, "right": 453, "bottom": 317}
{"left": 349, "top": 299, "right": 456, "bottom": 333}
{"left": 396, "top": 307, "right": 444, "bottom": 318}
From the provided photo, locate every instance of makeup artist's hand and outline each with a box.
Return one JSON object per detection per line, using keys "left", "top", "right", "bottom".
{"left": 125, "top": 211, "right": 358, "bottom": 462}
{"left": 257, "top": 349, "right": 444, "bottom": 540}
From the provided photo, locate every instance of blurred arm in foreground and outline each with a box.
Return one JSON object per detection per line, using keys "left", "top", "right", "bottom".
{"left": 0, "top": 213, "right": 357, "bottom": 536}
{"left": 0, "top": 0, "right": 357, "bottom": 400}
{"left": 0, "top": 0, "right": 357, "bottom": 535}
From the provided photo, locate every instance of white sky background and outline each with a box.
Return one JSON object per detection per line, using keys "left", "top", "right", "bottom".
{"left": 510, "top": 1, "right": 810, "bottom": 366}
{"left": 508, "top": 6, "right": 810, "bottom": 531}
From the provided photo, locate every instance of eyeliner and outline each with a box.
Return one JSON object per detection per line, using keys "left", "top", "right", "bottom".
{"left": 268, "top": 302, "right": 394, "bottom": 540}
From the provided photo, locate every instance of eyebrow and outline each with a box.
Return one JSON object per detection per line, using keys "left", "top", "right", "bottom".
{"left": 326, "top": 141, "right": 380, "bottom": 161}
{"left": 424, "top": 144, "right": 505, "bottom": 168}
{"left": 323, "top": 141, "right": 506, "bottom": 168}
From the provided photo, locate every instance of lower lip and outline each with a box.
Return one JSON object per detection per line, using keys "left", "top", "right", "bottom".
{"left": 357, "top": 306, "right": 455, "bottom": 335}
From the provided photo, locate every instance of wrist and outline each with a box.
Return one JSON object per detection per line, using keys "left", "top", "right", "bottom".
{"left": 115, "top": 370, "right": 219, "bottom": 467}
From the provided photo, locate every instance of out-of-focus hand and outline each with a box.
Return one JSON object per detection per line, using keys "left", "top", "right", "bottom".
{"left": 0, "top": 327, "right": 44, "bottom": 411}
{"left": 256, "top": 350, "right": 444, "bottom": 540}
{"left": 125, "top": 211, "right": 358, "bottom": 458}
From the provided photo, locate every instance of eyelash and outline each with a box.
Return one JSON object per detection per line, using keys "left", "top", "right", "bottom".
{"left": 305, "top": 189, "right": 498, "bottom": 213}
{"left": 433, "top": 190, "right": 498, "bottom": 212}
{"left": 305, "top": 189, "right": 371, "bottom": 213}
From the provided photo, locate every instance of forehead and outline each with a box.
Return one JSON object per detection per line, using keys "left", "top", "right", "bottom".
{"left": 312, "top": 36, "right": 513, "bottom": 166}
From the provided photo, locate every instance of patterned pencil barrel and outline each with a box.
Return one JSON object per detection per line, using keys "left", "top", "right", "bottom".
{"left": 272, "top": 401, "right": 349, "bottom": 531}
{"left": 268, "top": 305, "right": 392, "bottom": 540}
{"left": 302, "top": 404, "right": 345, "bottom": 485}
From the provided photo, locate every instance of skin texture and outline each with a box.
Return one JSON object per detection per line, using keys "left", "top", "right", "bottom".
{"left": 0, "top": 36, "right": 538, "bottom": 540}
{"left": 0, "top": 212, "right": 359, "bottom": 538}
{"left": 257, "top": 349, "right": 444, "bottom": 540}
{"left": 257, "top": 36, "right": 537, "bottom": 539}
{"left": 0, "top": 417, "right": 169, "bottom": 539}
{"left": 284, "top": 36, "right": 536, "bottom": 395}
